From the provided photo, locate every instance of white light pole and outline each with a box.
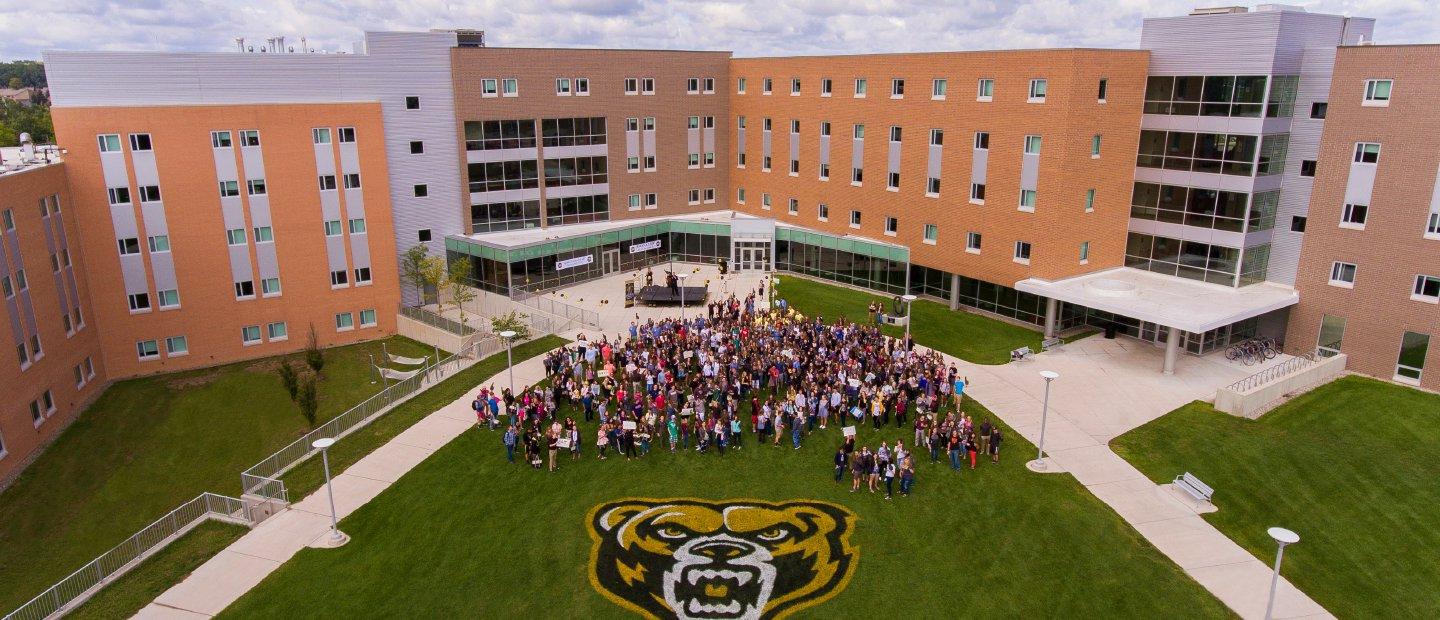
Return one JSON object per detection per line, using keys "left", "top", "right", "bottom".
{"left": 771, "top": 276, "right": 780, "bottom": 311}
{"left": 1264, "top": 527, "right": 1300, "bottom": 620}
{"left": 311, "top": 437, "right": 348, "bottom": 546}
{"left": 500, "top": 330, "right": 517, "bottom": 394}
{"left": 1029, "top": 370, "right": 1060, "bottom": 471}
{"left": 677, "top": 273, "right": 689, "bottom": 319}
{"left": 367, "top": 353, "right": 377, "bottom": 384}
{"left": 901, "top": 294, "right": 917, "bottom": 343}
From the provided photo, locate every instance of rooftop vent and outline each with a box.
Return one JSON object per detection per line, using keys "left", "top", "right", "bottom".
{"left": 440, "top": 29, "right": 487, "bottom": 48}
{"left": 1190, "top": 6, "right": 1249, "bottom": 15}
{"left": 1255, "top": 4, "right": 1307, "bottom": 12}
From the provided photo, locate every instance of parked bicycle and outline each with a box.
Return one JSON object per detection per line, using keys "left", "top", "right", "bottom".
{"left": 1224, "top": 337, "right": 1279, "bottom": 366}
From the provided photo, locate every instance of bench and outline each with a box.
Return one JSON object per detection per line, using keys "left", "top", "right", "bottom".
{"left": 1041, "top": 337, "right": 1063, "bottom": 351}
{"left": 1173, "top": 472, "right": 1214, "bottom": 504}
{"left": 1010, "top": 346, "right": 1034, "bottom": 362}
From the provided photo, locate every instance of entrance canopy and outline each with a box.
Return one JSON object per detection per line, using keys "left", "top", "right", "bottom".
{"left": 1015, "top": 267, "right": 1298, "bottom": 334}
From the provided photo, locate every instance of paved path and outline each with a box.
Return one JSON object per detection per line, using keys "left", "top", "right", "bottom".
{"left": 929, "top": 336, "right": 1331, "bottom": 620}
{"left": 133, "top": 338, "right": 562, "bottom": 619}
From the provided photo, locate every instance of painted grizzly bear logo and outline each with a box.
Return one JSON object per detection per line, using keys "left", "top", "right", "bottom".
{"left": 587, "top": 498, "right": 858, "bottom": 619}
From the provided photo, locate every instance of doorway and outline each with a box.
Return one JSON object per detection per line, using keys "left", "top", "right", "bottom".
{"left": 602, "top": 249, "right": 619, "bottom": 275}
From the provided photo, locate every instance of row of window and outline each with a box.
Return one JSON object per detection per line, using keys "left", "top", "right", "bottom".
{"left": 134, "top": 310, "right": 376, "bottom": 361}
{"left": 1316, "top": 315, "right": 1428, "bottom": 385}
{"left": 17, "top": 354, "right": 95, "bottom": 436}
{"left": 1327, "top": 263, "right": 1440, "bottom": 302}
{"left": 738, "top": 76, "right": 1101, "bottom": 104}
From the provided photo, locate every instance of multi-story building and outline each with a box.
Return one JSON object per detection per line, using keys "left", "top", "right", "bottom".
{"left": 0, "top": 151, "right": 106, "bottom": 485}
{"left": 1286, "top": 44, "right": 1440, "bottom": 391}
{"left": 8, "top": 4, "right": 1436, "bottom": 482}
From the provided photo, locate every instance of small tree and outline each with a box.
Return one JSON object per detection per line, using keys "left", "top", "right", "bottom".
{"left": 278, "top": 361, "right": 300, "bottom": 401}
{"left": 305, "top": 324, "right": 325, "bottom": 375}
{"left": 296, "top": 374, "right": 320, "bottom": 430}
{"left": 491, "top": 310, "right": 532, "bottom": 341}
{"left": 447, "top": 259, "right": 478, "bottom": 327}
{"left": 400, "top": 244, "right": 446, "bottom": 306}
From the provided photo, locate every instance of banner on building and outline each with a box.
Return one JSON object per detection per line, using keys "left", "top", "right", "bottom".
{"left": 556, "top": 254, "right": 594, "bottom": 271}
{"left": 628, "top": 239, "right": 662, "bottom": 254}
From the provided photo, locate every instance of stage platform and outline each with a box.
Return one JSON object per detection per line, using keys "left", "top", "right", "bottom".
{"left": 637, "top": 285, "right": 709, "bottom": 305}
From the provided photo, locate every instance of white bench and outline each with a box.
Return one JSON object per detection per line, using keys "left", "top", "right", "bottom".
{"left": 1041, "top": 337, "right": 1063, "bottom": 351}
{"left": 1173, "top": 472, "right": 1214, "bottom": 504}
{"left": 1010, "top": 346, "right": 1034, "bottom": 362}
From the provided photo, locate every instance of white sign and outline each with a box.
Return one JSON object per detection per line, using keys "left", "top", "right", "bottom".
{"left": 556, "top": 438, "right": 572, "bottom": 449}
{"left": 843, "top": 426, "right": 857, "bottom": 437}
{"left": 629, "top": 239, "right": 662, "bottom": 254}
{"left": 622, "top": 420, "right": 638, "bottom": 430}
{"left": 556, "top": 255, "right": 594, "bottom": 270}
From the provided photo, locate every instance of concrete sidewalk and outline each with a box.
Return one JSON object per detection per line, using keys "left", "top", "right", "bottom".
{"left": 932, "top": 337, "right": 1332, "bottom": 620}
{"left": 133, "top": 338, "right": 562, "bottom": 619}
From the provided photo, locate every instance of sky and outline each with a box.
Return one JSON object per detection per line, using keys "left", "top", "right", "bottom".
{"left": 0, "top": 0, "right": 1434, "bottom": 60}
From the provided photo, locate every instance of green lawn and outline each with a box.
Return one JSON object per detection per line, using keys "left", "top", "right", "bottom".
{"left": 776, "top": 276, "right": 1042, "bottom": 364}
{"left": 1111, "top": 376, "right": 1440, "bottom": 618}
{"left": 0, "top": 336, "right": 432, "bottom": 613}
{"left": 223, "top": 397, "right": 1228, "bottom": 618}
{"left": 68, "top": 520, "right": 248, "bottom": 620}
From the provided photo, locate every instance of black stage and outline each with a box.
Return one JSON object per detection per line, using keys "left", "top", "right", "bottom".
{"left": 637, "top": 285, "right": 709, "bottom": 305}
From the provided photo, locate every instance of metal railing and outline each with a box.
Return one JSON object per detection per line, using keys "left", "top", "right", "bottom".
{"left": 512, "top": 286, "right": 601, "bottom": 329}
{"left": 399, "top": 304, "right": 477, "bottom": 336}
{"left": 4, "top": 493, "right": 247, "bottom": 620}
{"left": 1225, "top": 351, "right": 1317, "bottom": 393}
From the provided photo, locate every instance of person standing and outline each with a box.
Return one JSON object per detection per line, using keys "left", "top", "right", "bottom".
{"left": 979, "top": 418, "right": 992, "bottom": 457}
{"left": 547, "top": 428, "right": 560, "bottom": 472}
{"left": 989, "top": 427, "right": 1003, "bottom": 464}
{"left": 503, "top": 425, "right": 517, "bottom": 464}
{"left": 833, "top": 445, "right": 848, "bottom": 483}
{"left": 883, "top": 459, "right": 897, "bottom": 500}
{"left": 900, "top": 456, "right": 915, "bottom": 496}
{"left": 948, "top": 430, "right": 962, "bottom": 472}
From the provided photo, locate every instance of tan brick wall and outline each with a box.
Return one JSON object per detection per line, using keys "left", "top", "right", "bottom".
{"left": 1285, "top": 45, "right": 1440, "bottom": 391}
{"left": 0, "top": 163, "right": 106, "bottom": 485}
{"left": 451, "top": 48, "right": 732, "bottom": 230}
{"left": 51, "top": 103, "right": 401, "bottom": 380}
{"left": 728, "top": 49, "right": 1148, "bottom": 285}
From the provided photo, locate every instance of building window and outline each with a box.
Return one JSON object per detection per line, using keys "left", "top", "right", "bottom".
{"left": 481, "top": 78, "right": 498, "bottom": 96}
{"left": 787, "top": 198, "right": 798, "bottom": 215}
{"left": 165, "top": 335, "right": 188, "bottom": 356}
{"left": 889, "top": 125, "right": 902, "bottom": 143}
{"left": 1291, "top": 216, "right": 1307, "bottom": 232}
{"left": 268, "top": 322, "right": 288, "bottom": 340}
{"left": 360, "top": 309, "right": 378, "bottom": 327}
{"left": 313, "top": 127, "right": 331, "bottom": 144}
{"left": 1428, "top": 212, "right": 1440, "bottom": 237}
{"left": 791, "top": 77, "right": 801, "bottom": 95}
{"left": 127, "top": 292, "right": 150, "bottom": 312}
{"left": 137, "top": 186, "right": 161, "bottom": 203}
{"left": 923, "top": 224, "right": 938, "bottom": 244}
{"left": 235, "top": 280, "right": 255, "bottom": 298}
{"left": 852, "top": 167, "right": 863, "bottom": 184}
{"left": 929, "top": 129, "right": 943, "bottom": 147}
{"left": 247, "top": 179, "right": 267, "bottom": 195}
{"left": 626, "top": 78, "right": 639, "bottom": 95}
{"left": 502, "top": 78, "right": 518, "bottom": 96}
{"left": 736, "top": 77, "right": 746, "bottom": 94}
{"left": 702, "top": 77, "right": 713, "bottom": 93}
{"left": 819, "top": 163, "right": 830, "bottom": 180}
{"left": 821, "top": 78, "right": 832, "bottom": 96}
{"left": 335, "top": 312, "right": 355, "bottom": 331}
{"left": 1363, "top": 79, "right": 1392, "bottom": 106}
{"left": 736, "top": 188, "right": 746, "bottom": 204}
{"left": 1098, "top": 78, "right": 1108, "bottom": 102}
{"left": 318, "top": 175, "right": 337, "bottom": 191}
{"left": 157, "top": 288, "right": 180, "bottom": 308}
{"left": 1395, "top": 331, "right": 1429, "bottom": 384}
{"left": 324, "top": 220, "right": 342, "bottom": 237}
{"left": 331, "top": 270, "right": 349, "bottom": 286}
{"left": 343, "top": 173, "right": 361, "bottom": 189}
{"left": 1413, "top": 275, "right": 1440, "bottom": 303}
{"left": 147, "top": 235, "right": 170, "bottom": 253}
{"left": 789, "top": 160, "right": 799, "bottom": 174}
{"left": 418, "top": 229, "right": 432, "bottom": 242}
{"left": 1310, "top": 102, "right": 1327, "bottom": 119}
{"left": 414, "top": 184, "right": 428, "bottom": 197}
{"left": 970, "top": 183, "right": 985, "bottom": 203}
{"left": 97, "top": 134, "right": 122, "bottom": 152}
{"left": 1084, "top": 188, "right": 1096, "bottom": 212}
{"left": 239, "top": 130, "right": 260, "bottom": 147}
{"left": 885, "top": 216, "right": 898, "bottom": 235}
{"left": 703, "top": 188, "right": 716, "bottom": 204}
{"left": 1028, "top": 79, "right": 1047, "bottom": 102}
{"left": 1341, "top": 203, "right": 1368, "bottom": 228}
{"left": 211, "top": 131, "right": 232, "bottom": 148}
{"left": 338, "top": 127, "right": 355, "bottom": 143}
{"left": 1024, "top": 135, "right": 1042, "bottom": 154}
{"left": 218, "top": 181, "right": 239, "bottom": 197}
{"left": 628, "top": 194, "right": 642, "bottom": 211}
{"left": 405, "top": 96, "right": 420, "bottom": 109}
{"left": 1019, "top": 190, "right": 1037, "bottom": 211}
{"left": 1329, "top": 261, "right": 1357, "bottom": 287}
{"left": 926, "top": 177, "right": 941, "bottom": 196}
{"left": 410, "top": 140, "right": 424, "bottom": 154}
{"left": 849, "top": 210, "right": 862, "bottom": 228}
{"left": 974, "top": 132, "right": 989, "bottom": 149}
{"left": 1354, "top": 142, "right": 1380, "bottom": 164}
{"left": 762, "top": 77, "right": 772, "bottom": 95}
{"left": 1079, "top": 241, "right": 1090, "bottom": 263}
{"left": 932, "top": 79, "right": 947, "bottom": 99}
{"left": 107, "top": 187, "right": 131, "bottom": 205}
{"left": 888, "top": 172, "right": 900, "bottom": 190}
{"left": 261, "top": 277, "right": 281, "bottom": 296}
{"left": 645, "top": 193, "right": 657, "bottom": 209}
{"left": 966, "top": 232, "right": 982, "bottom": 253}
{"left": 688, "top": 190, "right": 700, "bottom": 205}
{"left": 240, "top": 325, "right": 261, "bottom": 344}
{"left": 1091, "top": 134, "right": 1102, "bottom": 157}
{"left": 117, "top": 237, "right": 141, "bottom": 255}
{"left": 1014, "top": 241, "right": 1032, "bottom": 264}
{"left": 818, "top": 203, "right": 829, "bottom": 220}
{"left": 891, "top": 78, "right": 905, "bottom": 98}
{"left": 0, "top": 209, "right": 11, "bottom": 231}
{"left": 129, "top": 133, "right": 152, "bottom": 151}
{"left": 976, "top": 78, "right": 994, "bottom": 101}
{"left": 348, "top": 218, "right": 366, "bottom": 234}
{"left": 137, "top": 339, "right": 159, "bottom": 360}
{"left": 556, "top": 77, "right": 572, "bottom": 95}
{"left": 1300, "top": 160, "right": 1316, "bottom": 177}
{"left": 854, "top": 78, "right": 867, "bottom": 98}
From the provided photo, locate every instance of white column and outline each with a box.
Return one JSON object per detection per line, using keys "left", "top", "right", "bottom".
{"left": 1163, "top": 325, "right": 1182, "bottom": 375}
{"left": 1043, "top": 297, "right": 1059, "bottom": 339}
{"left": 949, "top": 273, "right": 960, "bottom": 311}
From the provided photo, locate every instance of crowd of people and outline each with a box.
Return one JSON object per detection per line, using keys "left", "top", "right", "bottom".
{"left": 471, "top": 287, "right": 1005, "bottom": 496}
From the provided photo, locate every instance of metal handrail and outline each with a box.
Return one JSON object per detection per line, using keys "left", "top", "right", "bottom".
{"left": 3, "top": 493, "right": 247, "bottom": 620}
{"left": 399, "top": 304, "right": 477, "bottom": 336}
{"left": 1224, "top": 350, "right": 1317, "bottom": 393}
{"left": 512, "top": 286, "right": 600, "bottom": 329}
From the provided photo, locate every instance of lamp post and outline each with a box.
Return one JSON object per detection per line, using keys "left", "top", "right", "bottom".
{"left": 500, "top": 330, "right": 517, "bottom": 394}
{"left": 1264, "top": 527, "right": 1300, "bottom": 620}
{"left": 311, "top": 437, "right": 347, "bottom": 545}
{"left": 901, "top": 294, "right": 917, "bottom": 343}
{"left": 1029, "top": 370, "right": 1060, "bottom": 471}
{"left": 677, "top": 273, "right": 689, "bottom": 319}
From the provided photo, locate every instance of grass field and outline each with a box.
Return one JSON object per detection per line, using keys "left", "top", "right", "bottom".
{"left": 223, "top": 395, "right": 1229, "bottom": 618}
{"left": 1112, "top": 375, "right": 1440, "bottom": 618}
{"left": 776, "top": 276, "right": 1041, "bottom": 364}
{"left": 0, "top": 336, "right": 432, "bottom": 613}
{"left": 67, "top": 521, "right": 248, "bottom": 620}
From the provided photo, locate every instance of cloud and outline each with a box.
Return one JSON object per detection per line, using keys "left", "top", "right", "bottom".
{"left": 0, "top": 0, "right": 1434, "bottom": 59}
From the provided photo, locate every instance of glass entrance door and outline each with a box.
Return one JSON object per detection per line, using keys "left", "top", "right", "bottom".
{"left": 602, "top": 249, "right": 619, "bottom": 274}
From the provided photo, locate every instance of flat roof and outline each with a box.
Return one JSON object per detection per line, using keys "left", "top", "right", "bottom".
{"left": 1015, "top": 267, "right": 1298, "bottom": 333}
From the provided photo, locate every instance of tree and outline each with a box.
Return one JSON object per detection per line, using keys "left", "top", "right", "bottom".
{"left": 400, "top": 244, "right": 445, "bottom": 306}
{"left": 491, "top": 310, "right": 531, "bottom": 341}
{"left": 278, "top": 361, "right": 300, "bottom": 401}
{"left": 447, "top": 258, "right": 477, "bottom": 326}
{"left": 305, "top": 324, "right": 325, "bottom": 375}
{"left": 296, "top": 374, "right": 319, "bottom": 430}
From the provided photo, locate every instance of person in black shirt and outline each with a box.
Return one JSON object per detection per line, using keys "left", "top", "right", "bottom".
{"left": 833, "top": 446, "right": 848, "bottom": 482}
{"left": 989, "top": 427, "right": 1003, "bottom": 464}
